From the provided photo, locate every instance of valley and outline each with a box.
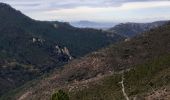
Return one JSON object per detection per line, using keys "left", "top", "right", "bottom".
{"left": 0, "top": 2, "right": 170, "bottom": 100}
{"left": 1, "top": 21, "right": 170, "bottom": 100}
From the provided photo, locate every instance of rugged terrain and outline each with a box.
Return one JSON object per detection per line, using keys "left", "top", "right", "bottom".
{"left": 0, "top": 2, "right": 170, "bottom": 100}
{"left": 3, "top": 21, "right": 170, "bottom": 100}
{"left": 0, "top": 3, "right": 124, "bottom": 96}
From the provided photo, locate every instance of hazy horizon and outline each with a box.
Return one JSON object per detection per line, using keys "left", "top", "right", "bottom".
{"left": 0, "top": 0, "right": 170, "bottom": 23}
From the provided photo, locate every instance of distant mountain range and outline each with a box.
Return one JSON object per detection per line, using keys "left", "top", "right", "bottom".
{"left": 70, "top": 21, "right": 117, "bottom": 29}
{"left": 70, "top": 20, "right": 169, "bottom": 38}
{"left": 108, "top": 21, "right": 169, "bottom": 37}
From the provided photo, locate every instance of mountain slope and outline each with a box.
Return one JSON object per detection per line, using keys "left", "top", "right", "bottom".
{"left": 0, "top": 2, "right": 123, "bottom": 57}
{"left": 0, "top": 2, "right": 124, "bottom": 96}
{"left": 6, "top": 22, "right": 170, "bottom": 100}
{"left": 69, "top": 55, "right": 170, "bottom": 100}
{"left": 108, "top": 21, "right": 168, "bottom": 37}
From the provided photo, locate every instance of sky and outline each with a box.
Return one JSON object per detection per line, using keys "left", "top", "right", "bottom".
{"left": 0, "top": 0, "right": 170, "bottom": 22}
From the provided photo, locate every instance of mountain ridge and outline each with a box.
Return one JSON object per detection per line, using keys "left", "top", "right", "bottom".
{"left": 108, "top": 21, "right": 169, "bottom": 37}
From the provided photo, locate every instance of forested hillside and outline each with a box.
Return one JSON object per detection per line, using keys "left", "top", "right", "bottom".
{"left": 5, "top": 21, "right": 170, "bottom": 100}
{"left": 0, "top": 3, "right": 124, "bottom": 96}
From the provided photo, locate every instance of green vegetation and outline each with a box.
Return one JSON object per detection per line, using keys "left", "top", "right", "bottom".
{"left": 0, "top": 3, "right": 170, "bottom": 100}
{"left": 69, "top": 55, "right": 170, "bottom": 100}
{"left": 52, "top": 90, "right": 69, "bottom": 100}
{"left": 3, "top": 22, "right": 170, "bottom": 100}
{"left": 0, "top": 3, "right": 123, "bottom": 96}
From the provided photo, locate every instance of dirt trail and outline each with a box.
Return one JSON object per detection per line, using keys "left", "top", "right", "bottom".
{"left": 119, "top": 75, "right": 130, "bottom": 100}
{"left": 18, "top": 91, "right": 32, "bottom": 100}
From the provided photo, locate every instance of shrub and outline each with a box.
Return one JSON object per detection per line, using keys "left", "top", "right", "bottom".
{"left": 51, "top": 90, "right": 69, "bottom": 100}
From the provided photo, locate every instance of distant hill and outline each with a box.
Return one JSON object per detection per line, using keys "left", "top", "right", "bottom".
{"left": 70, "top": 21, "right": 117, "bottom": 29}
{"left": 108, "top": 21, "right": 169, "bottom": 37}
{"left": 6, "top": 22, "right": 170, "bottom": 100}
{"left": 0, "top": 2, "right": 124, "bottom": 96}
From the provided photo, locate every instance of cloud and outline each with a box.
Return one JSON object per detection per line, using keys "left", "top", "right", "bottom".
{"left": 41, "top": 1, "right": 170, "bottom": 21}
{"left": 0, "top": 0, "right": 170, "bottom": 22}
{"left": 1, "top": 0, "right": 169, "bottom": 11}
